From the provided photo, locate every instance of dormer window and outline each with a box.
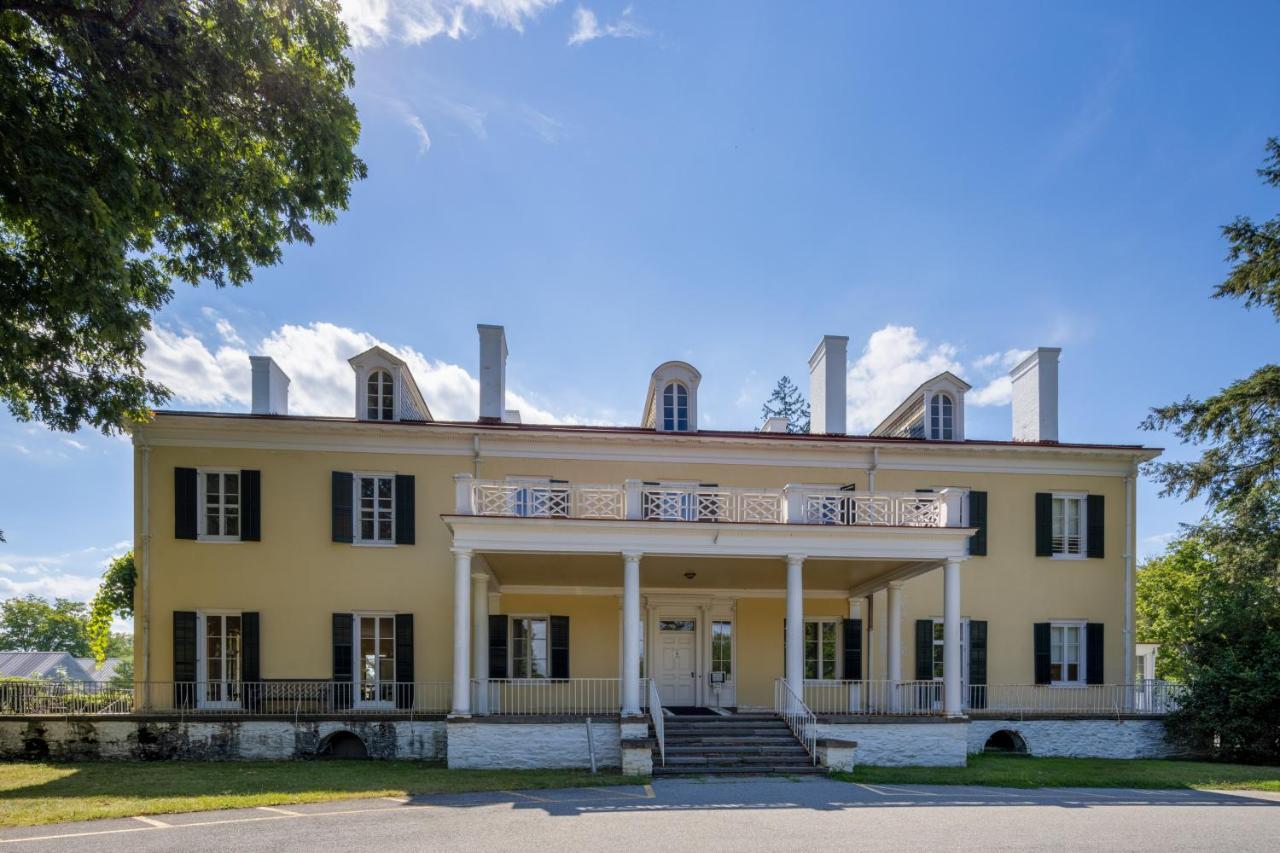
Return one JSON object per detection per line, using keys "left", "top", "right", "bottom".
{"left": 929, "top": 393, "right": 954, "bottom": 440}
{"left": 367, "top": 369, "right": 394, "bottom": 421}
{"left": 663, "top": 382, "right": 690, "bottom": 431}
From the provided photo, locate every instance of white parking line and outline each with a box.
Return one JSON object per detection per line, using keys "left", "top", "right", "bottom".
{"left": 256, "top": 806, "right": 304, "bottom": 816}
{"left": 132, "top": 816, "right": 170, "bottom": 828}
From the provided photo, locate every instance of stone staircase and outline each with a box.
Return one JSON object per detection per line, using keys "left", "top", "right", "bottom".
{"left": 650, "top": 712, "right": 825, "bottom": 776}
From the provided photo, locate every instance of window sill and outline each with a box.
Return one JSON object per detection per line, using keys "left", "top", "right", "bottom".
{"left": 196, "top": 537, "right": 243, "bottom": 544}
{"left": 1049, "top": 553, "right": 1086, "bottom": 561}
{"left": 353, "top": 541, "right": 397, "bottom": 548}
{"left": 1048, "top": 682, "right": 1088, "bottom": 689}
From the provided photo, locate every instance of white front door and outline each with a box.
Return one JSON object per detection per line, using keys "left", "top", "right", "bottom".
{"left": 656, "top": 618, "right": 697, "bottom": 707}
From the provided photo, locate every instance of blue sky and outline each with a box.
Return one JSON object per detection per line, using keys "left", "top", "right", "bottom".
{"left": 2, "top": 1, "right": 1278, "bottom": 606}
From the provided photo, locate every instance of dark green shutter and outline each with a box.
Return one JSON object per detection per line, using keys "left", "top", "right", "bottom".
{"left": 240, "top": 470, "right": 261, "bottom": 542}
{"left": 1034, "top": 492, "right": 1052, "bottom": 556}
{"left": 241, "top": 612, "right": 260, "bottom": 710}
{"left": 968, "top": 620, "right": 988, "bottom": 709}
{"left": 1086, "top": 622, "right": 1104, "bottom": 684}
{"left": 914, "top": 620, "right": 933, "bottom": 681}
{"left": 1033, "top": 622, "right": 1051, "bottom": 684}
{"left": 332, "top": 613, "right": 353, "bottom": 709}
{"left": 1086, "top": 494, "right": 1105, "bottom": 559}
{"left": 174, "top": 468, "right": 198, "bottom": 540}
{"left": 841, "top": 619, "right": 862, "bottom": 680}
{"left": 331, "top": 472, "right": 353, "bottom": 543}
{"left": 488, "top": 615, "right": 509, "bottom": 679}
{"left": 395, "top": 475, "right": 415, "bottom": 545}
{"left": 173, "top": 611, "right": 197, "bottom": 708}
{"left": 968, "top": 491, "right": 988, "bottom": 556}
{"left": 550, "top": 615, "right": 570, "bottom": 679}
{"left": 395, "top": 614, "right": 414, "bottom": 709}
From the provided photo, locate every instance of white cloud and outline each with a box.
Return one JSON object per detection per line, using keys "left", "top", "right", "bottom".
{"left": 144, "top": 314, "right": 607, "bottom": 425}
{"left": 62, "top": 439, "right": 86, "bottom": 451}
{"left": 522, "top": 106, "right": 564, "bottom": 144}
{"left": 568, "top": 4, "right": 648, "bottom": 45}
{"left": 845, "top": 329, "right": 1033, "bottom": 432}
{"left": 0, "top": 541, "right": 132, "bottom": 604}
{"left": 341, "top": 0, "right": 561, "bottom": 48}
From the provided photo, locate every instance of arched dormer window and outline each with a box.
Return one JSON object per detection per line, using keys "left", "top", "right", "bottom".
{"left": 367, "top": 369, "right": 394, "bottom": 421}
{"left": 662, "top": 382, "right": 690, "bottom": 431}
{"left": 929, "top": 392, "right": 954, "bottom": 440}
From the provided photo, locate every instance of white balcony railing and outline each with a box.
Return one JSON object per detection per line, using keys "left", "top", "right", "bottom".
{"left": 470, "top": 678, "right": 640, "bottom": 716}
{"left": 460, "top": 476, "right": 959, "bottom": 529}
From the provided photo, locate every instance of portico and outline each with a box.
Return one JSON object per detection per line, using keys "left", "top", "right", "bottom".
{"left": 443, "top": 477, "right": 976, "bottom": 720}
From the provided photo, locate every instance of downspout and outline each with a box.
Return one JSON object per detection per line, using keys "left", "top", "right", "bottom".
{"left": 140, "top": 443, "right": 152, "bottom": 708}
{"left": 472, "top": 434, "right": 482, "bottom": 478}
{"left": 868, "top": 447, "right": 880, "bottom": 492}
{"left": 1123, "top": 456, "right": 1137, "bottom": 692}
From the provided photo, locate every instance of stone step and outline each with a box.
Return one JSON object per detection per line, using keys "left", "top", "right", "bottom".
{"left": 655, "top": 758, "right": 824, "bottom": 773}
{"left": 662, "top": 724, "right": 791, "bottom": 734}
{"left": 664, "top": 744, "right": 809, "bottom": 755}
{"left": 663, "top": 754, "right": 813, "bottom": 766}
{"left": 662, "top": 738, "right": 801, "bottom": 748}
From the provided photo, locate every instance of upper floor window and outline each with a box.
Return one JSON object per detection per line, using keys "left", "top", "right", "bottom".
{"left": 929, "top": 393, "right": 954, "bottom": 440}
{"left": 200, "top": 471, "right": 240, "bottom": 540}
{"left": 662, "top": 382, "right": 689, "bottom": 431}
{"left": 356, "top": 474, "right": 395, "bottom": 544}
{"left": 367, "top": 369, "right": 394, "bottom": 421}
{"left": 1051, "top": 494, "right": 1086, "bottom": 557}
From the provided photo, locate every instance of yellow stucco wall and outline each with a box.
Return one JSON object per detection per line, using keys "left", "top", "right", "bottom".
{"left": 133, "top": 417, "right": 1138, "bottom": 710}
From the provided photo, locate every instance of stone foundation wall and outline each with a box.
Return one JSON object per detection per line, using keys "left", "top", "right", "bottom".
{"left": 0, "top": 718, "right": 445, "bottom": 761}
{"left": 447, "top": 719, "right": 622, "bottom": 770}
{"left": 967, "top": 718, "right": 1176, "bottom": 759}
{"left": 815, "top": 720, "right": 969, "bottom": 767}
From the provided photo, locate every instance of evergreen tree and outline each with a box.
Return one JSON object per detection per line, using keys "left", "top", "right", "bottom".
{"left": 761, "top": 376, "right": 810, "bottom": 433}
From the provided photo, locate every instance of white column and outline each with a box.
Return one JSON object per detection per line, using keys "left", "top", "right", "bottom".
{"left": 886, "top": 582, "right": 903, "bottom": 711}
{"left": 471, "top": 572, "right": 489, "bottom": 715}
{"left": 622, "top": 552, "right": 642, "bottom": 716}
{"left": 785, "top": 554, "right": 805, "bottom": 700}
{"left": 451, "top": 548, "right": 473, "bottom": 716}
{"left": 943, "top": 559, "right": 963, "bottom": 717}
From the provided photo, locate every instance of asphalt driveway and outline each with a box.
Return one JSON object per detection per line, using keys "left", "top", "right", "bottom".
{"left": 4, "top": 776, "right": 1279, "bottom": 852}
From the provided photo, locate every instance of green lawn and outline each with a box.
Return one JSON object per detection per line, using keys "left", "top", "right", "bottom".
{"left": 841, "top": 753, "right": 1280, "bottom": 791}
{"left": 0, "top": 761, "right": 644, "bottom": 829}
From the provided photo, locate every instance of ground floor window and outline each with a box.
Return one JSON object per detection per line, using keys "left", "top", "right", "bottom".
{"left": 711, "top": 620, "right": 732, "bottom": 681}
{"left": 357, "top": 614, "right": 396, "bottom": 704}
{"left": 805, "top": 620, "right": 838, "bottom": 680}
{"left": 512, "top": 616, "right": 549, "bottom": 678}
{"left": 1050, "top": 621, "right": 1085, "bottom": 685}
{"left": 930, "top": 618, "right": 969, "bottom": 682}
{"left": 200, "top": 612, "right": 241, "bottom": 707}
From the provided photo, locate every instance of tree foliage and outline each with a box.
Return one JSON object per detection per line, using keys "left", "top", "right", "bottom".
{"left": 0, "top": 594, "right": 91, "bottom": 655}
{"left": 0, "top": 0, "right": 366, "bottom": 433}
{"left": 760, "top": 376, "right": 810, "bottom": 433}
{"left": 1139, "top": 138, "right": 1280, "bottom": 763}
{"left": 87, "top": 551, "right": 134, "bottom": 664}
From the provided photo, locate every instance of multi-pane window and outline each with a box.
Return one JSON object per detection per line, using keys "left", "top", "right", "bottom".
{"left": 203, "top": 613, "right": 241, "bottom": 706}
{"left": 366, "top": 369, "right": 394, "bottom": 421}
{"left": 358, "top": 615, "right": 395, "bottom": 703}
{"left": 711, "top": 620, "right": 733, "bottom": 680}
{"left": 1050, "top": 623, "right": 1084, "bottom": 684}
{"left": 930, "top": 619, "right": 969, "bottom": 681}
{"left": 512, "top": 617, "right": 549, "bottom": 678}
{"left": 356, "top": 475, "right": 394, "bottom": 544}
{"left": 201, "top": 471, "right": 240, "bottom": 539}
{"left": 1051, "top": 495, "right": 1086, "bottom": 556}
{"left": 929, "top": 393, "right": 954, "bottom": 440}
{"left": 804, "top": 620, "right": 838, "bottom": 680}
{"left": 662, "top": 382, "right": 689, "bottom": 431}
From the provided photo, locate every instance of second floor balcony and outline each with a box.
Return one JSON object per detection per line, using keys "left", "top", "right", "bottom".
{"left": 454, "top": 475, "right": 965, "bottom": 528}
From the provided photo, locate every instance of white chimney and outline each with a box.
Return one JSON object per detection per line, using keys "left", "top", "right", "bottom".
{"left": 762, "top": 415, "right": 790, "bottom": 433}
{"left": 249, "top": 356, "right": 290, "bottom": 415}
{"left": 809, "top": 335, "right": 849, "bottom": 435}
{"left": 1010, "top": 347, "right": 1061, "bottom": 442}
{"left": 478, "top": 324, "right": 507, "bottom": 422}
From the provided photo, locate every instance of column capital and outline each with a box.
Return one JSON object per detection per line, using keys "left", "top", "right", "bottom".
{"left": 471, "top": 571, "right": 489, "bottom": 582}
{"left": 887, "top": 580, "right": 905, "bottom": 591}
{"left": 622, "top": 550, "right": 643, "bottom": 562}
{"left": 451, "top": 547, "right": 474, "bottom": 558}
{"left": 785, "top": 553, "right": 807, "bottom": 567}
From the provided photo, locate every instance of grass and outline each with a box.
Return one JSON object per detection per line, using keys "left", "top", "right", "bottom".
{"left": 839, "top": 753, "right": 1280, "bottom": 791}
{"left": 0, "top": 761, "right": 644, "bottom": 829}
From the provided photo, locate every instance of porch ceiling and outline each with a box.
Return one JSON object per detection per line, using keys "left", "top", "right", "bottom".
{"left": 483, "top": 552, "right": 929, "bottom": 593}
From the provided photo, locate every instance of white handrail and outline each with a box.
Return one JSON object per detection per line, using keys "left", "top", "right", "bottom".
{"left": 774, "top": 678, "right": 818, "bottom": 764}
{"left": 647, "top": 678, "right": 665, "bottom": 767}
{"left": 472, "top": 678, "right": 625, "bottom": 715}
